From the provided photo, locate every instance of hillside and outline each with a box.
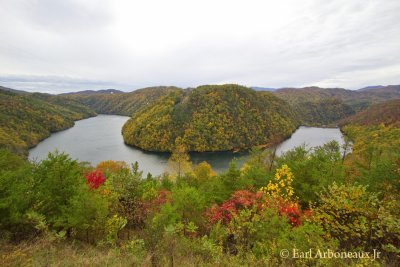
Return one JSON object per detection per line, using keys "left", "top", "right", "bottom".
{"left": 62, "top": 84, "right": 400, "bottom": 128}
{"left": 63, "top": 89, "right": 124, "bottom": 95}
{"left": 251, "top": 87, "right": 276, "bottom": 91}
{"left": 0, "top": 89, "right": 96, "bottom": 156}
{"left": 357, "top": 85, "right": 385, "bottom": 91}
{"left": 0, "top": 85, "right": 28, "bottom": 94}
{"left": 339, "top": 99, "right": 400, "bottom": 127}
{"left": 63, "top": 86, "right": 181, "bottom": 116}
{"left": 2, "top": 83, "right": 398, "bottom": 155}
{"left": 273, "top": 85, "right": 400, "bottom": 125}
{"left": 274, "top": 85, "right": 400, "bottom": 106}
{"left": 122, "top": 84, "right": 299, "bottom": 152}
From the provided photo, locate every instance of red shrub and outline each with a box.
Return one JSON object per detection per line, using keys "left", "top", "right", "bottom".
{"left": 84, "top": 169, "right": 106, "bottom": 189}
{"left": 154, "top": 189, "right": 172, "bottom": 206}
{"left": 278, "top": 201, "right": 301, "bottom": 227}
{"left": 206, "top": 190, "right": 303, "bottom": 227}
{"left": 206, "top": 190, "right": 264, "bottom": 224}
{"left": 141, "top": 189, "right": 172, "bottom": 217}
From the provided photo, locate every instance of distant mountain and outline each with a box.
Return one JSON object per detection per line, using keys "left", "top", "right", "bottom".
{"left": 0, "top": 85, "right": 28, "bottom": 94}
{"left": 274, "top": 86, "right": 356, "bottom": 103}
{"left": 62, "top": 84, "right": 400, "bottom": 127}
{"left": 61, "top": 86, "right": 181, "bottom": 116}
{"left": 357, "top": 85, "right": 385, "bottom": 91}
{"left": 272, "top": 85, "right": 400, "bottom": 126}
{"left": 63, "top": 89, "right": 124, "bottom": 95}
{"left": 356, "top": 85, "right": 400, "bottom": 97}
{"left": 274, "top": 85, "right": 400, "bottom": 106}
{"left": 3, "top": 82, "right": 399, "bottom": 144}
{"left": 251, "top": 87, "right": 276, "bottom": 91}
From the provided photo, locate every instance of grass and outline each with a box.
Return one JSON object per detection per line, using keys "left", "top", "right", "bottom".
{"left": 0, "top": 238, "right": 147, "bottom": 267}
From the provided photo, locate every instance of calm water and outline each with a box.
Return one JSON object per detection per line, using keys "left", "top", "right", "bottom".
{"left": 29, "top": 115, "right": 344, "bottom": 175}
{"left": 276, "top": 126, "right": 345, "bottom": 156}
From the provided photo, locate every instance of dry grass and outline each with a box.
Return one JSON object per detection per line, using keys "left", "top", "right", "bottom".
{"left": 0, "top": 238, "right": 148, "bottom": 267}
{"left": 0, "top": 238, "right": 247, "bottom": 267}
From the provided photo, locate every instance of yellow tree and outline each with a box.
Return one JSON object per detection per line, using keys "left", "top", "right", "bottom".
{"left": 193, "top": 161, "right": 216, "bottom": 182}
{"left": 167, "top": 137, "right": 192, "bottom": 178}
{"left": 261, "top": 164, "right": 295, "bottom": 201}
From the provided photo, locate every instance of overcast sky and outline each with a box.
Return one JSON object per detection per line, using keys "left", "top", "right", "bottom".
{"left": 0, "top": 0, "right": 399, "bottom": 93}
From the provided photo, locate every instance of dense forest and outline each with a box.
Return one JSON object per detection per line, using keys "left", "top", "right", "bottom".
{"left": 1, "top": 84, "right": 399, "bottom": 155}
{"left": 63, "top": 86, "right": 181, "bottom": 116}
{"left": 273, "top": 85, "right": 400, "bottom": 125}
{"left": 339, "top": 99, "right": 400, "bottom": 127}
{"left": 0, "top": 84, "right": 399, "bottom": 266}
{"left": 122, "top": 84, "right": 299, "bottom": 152}
{"left": 0, "top": 88, "right": 96, "bottom": 156}
{"left": 63, "top": 84, "right": 400, "bottom": 129}
{"left": 1, "top": 101, "right": 399, "bottom": 265}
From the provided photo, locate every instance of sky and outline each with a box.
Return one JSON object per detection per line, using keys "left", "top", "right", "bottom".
{"left": 0, "top": 0, "right": 399, "bottom": 93}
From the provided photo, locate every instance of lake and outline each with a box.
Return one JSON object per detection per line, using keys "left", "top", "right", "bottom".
{"left": 29, "top": 115, "right": 345, "bottom": 175}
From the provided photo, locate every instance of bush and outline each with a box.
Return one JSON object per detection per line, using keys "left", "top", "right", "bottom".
{"left": 312, "top": 182, "right": 400, "bottom": 263}
{"left": 0, "top": 150, "right": 34, "bottom": 238}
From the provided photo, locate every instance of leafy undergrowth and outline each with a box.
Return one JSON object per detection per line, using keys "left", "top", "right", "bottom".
{"left": 0, "top": 122, "right": 399, "bottom": 267}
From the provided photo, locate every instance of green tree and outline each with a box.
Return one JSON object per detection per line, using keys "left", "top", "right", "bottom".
{"left": 32, "top": 152, "right": 88, "bottom": 232}
{"left": 274, "top": 141, "right": 345, "bottom": 207}
{"left": 0, "top": 150, "right": 34, "bottom": 237}
{"left": 62, "top": 184, "right": 109, "bottom": 242}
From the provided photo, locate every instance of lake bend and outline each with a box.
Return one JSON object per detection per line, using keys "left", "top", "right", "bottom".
{"left": 29, "top": 115, "right": 345, "bottom": 175}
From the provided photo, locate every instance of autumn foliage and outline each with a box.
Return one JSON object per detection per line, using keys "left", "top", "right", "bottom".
{"left": 142, "top": 189, "right": 172, "bottom": 213}
{"left": 1, "top": 84, "right": 400, "bottom": 266}
{"left": 84, "top": 169, "right": 106, "bottom": 189}
{"left": 276, "top": 201, "right": 301, "bottom": 227}
{"left": 122, "top": 84, "right": 299, "bottom": 152}
{"left": 207, "top": 165, "right": 302, "bottom": 227}
{"left": 207, "top": 190, "right": 302, "bottom": 227}
{"left": 207, "top": 190, "right": 264, "bottom": 224}
{"left": 96, "top": 160, "right": 129, "bottom": 175}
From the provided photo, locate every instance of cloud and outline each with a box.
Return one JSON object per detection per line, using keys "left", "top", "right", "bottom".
{"left": 0, "top": 74, "right": 134, "bottom": 94}
{"left": 0, "top": 0, "right": 399, "bottom": 92}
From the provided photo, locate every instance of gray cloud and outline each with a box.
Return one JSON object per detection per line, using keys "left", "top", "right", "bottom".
{"left": 0, "top": 74, "right": 134, "bottom": 94}
{"left": 0, "top": 0, "right": 399, "bottom": 93}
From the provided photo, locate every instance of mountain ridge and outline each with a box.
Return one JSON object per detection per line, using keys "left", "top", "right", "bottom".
{"left": 61, "top": 89, "right": 125, "bottom": 95}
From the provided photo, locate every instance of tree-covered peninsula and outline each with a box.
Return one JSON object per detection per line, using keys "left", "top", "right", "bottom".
{"left": 122, "top": 84, "right": 300, "bottom": 152}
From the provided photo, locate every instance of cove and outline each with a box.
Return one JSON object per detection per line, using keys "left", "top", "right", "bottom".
{"left": 29, "top": 115, "right": 345, "bottom": 175}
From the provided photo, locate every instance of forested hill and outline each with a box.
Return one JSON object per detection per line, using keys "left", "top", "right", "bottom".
{"left": 339, "top": 99, "right": 400, "bottom": 127}
{"left": 273, "top": 85, "right": 400, "bottom": 125}
{"left": 122, "top": 84, "right": 299, "bottom": 152}
{"left": 61, "top": 84, "right": 400, "bottom": 127}
{"left": 62, "top": 86, "right": 181, "bottom": 116}
{"left": 2, "top": 83, "right": 399, "bottom": 155}
{"left": 63, "top": 89, "right": 124, "bottom": 95}
{"left": 0, "top": 89, "right": 96, "bottom": 156}
{"left": 0, "top": 85, "right": 29, "bottom": 94}
{"left": 274, "top": 85, "right": 400, "bottom": 107}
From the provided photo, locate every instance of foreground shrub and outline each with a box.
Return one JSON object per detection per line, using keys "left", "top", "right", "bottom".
{"left": 312, "top": 182, "right": 400, "bottom": 264}
{"left": 0, "top": 150, "right": 34, "bottom": 239}
{"left": 84, "top": 169, "right": 106, "bottom": 189}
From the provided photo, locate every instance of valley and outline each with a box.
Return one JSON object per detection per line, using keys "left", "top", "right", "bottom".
{"left": 1, "top": 83, "right": 399, "bottom": 266}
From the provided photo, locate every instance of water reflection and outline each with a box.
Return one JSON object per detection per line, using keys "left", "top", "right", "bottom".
{"left": 29, "top": 116, "right": 344, "bottom": 175}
